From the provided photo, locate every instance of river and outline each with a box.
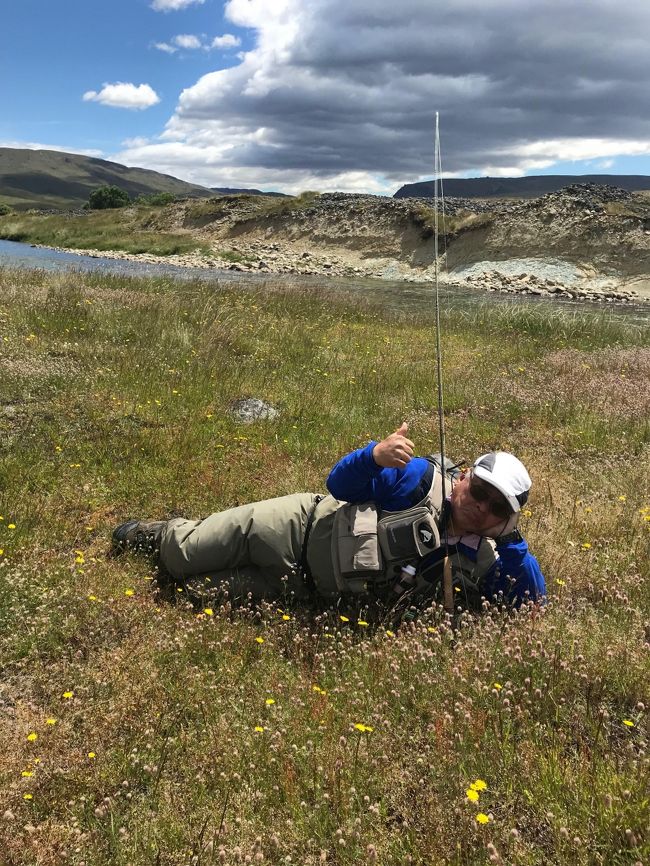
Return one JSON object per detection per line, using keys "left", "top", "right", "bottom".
{"left": 1, "top": 239, "right": 648, "bottom": 323}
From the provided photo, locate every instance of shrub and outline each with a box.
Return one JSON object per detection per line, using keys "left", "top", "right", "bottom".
{"left": 0, "top": 202, "right": 12, "bottom": 216}
{"left": 86, "top": 185, "right": 131, "bottom": 210}
{"left": 135, "top": 191, "right": 176, "bottom": 206}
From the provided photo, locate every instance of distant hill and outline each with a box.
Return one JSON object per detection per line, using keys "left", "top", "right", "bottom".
{"left": 0, "top": 147, "right": 214, "bottom": 210}
{"left": 210, "top": 187, "right": 288, "bottom": 198}
{"left": 394, "top": 175, "right": 650, "bottom": 199}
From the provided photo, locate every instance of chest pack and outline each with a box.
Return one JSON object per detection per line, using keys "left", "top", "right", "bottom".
{"left": 330, "top": 463, "right": 448, "bottom": 593}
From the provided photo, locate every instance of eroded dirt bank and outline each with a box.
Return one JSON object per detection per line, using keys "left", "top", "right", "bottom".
{"left": 49, "top": 183, "right": 650, "bottom": 304}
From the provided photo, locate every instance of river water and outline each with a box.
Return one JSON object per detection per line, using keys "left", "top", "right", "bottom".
{"left": 1, "top": 239, "right": 648, "bottom": 323}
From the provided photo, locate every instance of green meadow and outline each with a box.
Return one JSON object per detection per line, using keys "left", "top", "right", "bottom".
{"left": 0, "top": 208, "right": 214, "bottom": 258}
{"left": 0, "top": 266, "right": 648, "bottom": 865}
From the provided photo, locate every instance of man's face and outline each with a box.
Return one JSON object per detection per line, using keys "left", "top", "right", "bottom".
{"left": 449, "top": 470, "right": 514, "bottom": 537}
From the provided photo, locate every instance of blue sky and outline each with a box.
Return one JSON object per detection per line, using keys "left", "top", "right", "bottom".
{"left": 2, "top": 0, "right": 650, "bottom": 194}
{"left": 2, "top": 0, "right": 248, "bottom": 152}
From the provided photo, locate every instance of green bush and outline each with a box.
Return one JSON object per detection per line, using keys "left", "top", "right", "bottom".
{"left": 135, "top": 191, "right": 176, "bottom": 206}
{"left": 86, "top": 185, "right": 131, "bottom": 210}
{"left": 0, "top": 202, "right": 12, "bottom": 216}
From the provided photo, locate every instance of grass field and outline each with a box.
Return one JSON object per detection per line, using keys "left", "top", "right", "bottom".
{"left": 0, "top": 208, "right": 214, "bottom": 258}
{"left": 0, "top": 266, "right": 648, "bottom": 865}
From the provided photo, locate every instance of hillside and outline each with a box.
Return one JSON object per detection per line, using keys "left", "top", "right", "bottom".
{"left": 134, "top": 186, "right": 650, "bottom": 296}
{"left": 0, "top": 147, "right": 213, "bottom": 210}
{"left": 395, "top": 174, "right": 650, "bottom": 199}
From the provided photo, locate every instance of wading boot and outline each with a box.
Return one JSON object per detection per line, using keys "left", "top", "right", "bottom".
{"left": 112, "top": 519, "right": 167, "bottom": 559}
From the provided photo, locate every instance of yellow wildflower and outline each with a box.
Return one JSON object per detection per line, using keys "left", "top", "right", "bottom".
{"left": 282, "top": 614, "right": 291, "bottom": 621}
{"left": 124, "top": 588, "right": 135, "bottom": 597}
{"left": 87, "top": 752, "right": 96, "bottom": 759}
{"left": 62, "top": 691, "right": 74, "bottom": 699}
{"left": 26, "top": 733, "right": 38, "bottom": 742}
{"left": 555, "top": 579, "right": 566, "bottom": 586}
{"left": 357, "top": 620, "right": 368, "bottom": 627}
{"left": 476, "top": 813, "right": 490, "bottom": 824}
{"left": 88, "top": 594, "right": 98, "bottom": 602}
{"left": 340, "top": 615, "right": 350, "bottom": 622}
{"left": 581, "top": 542, "right": 592, "bottom": 550}
{"left": 354, "top": 723, "right": 374, "bottom": 733}
{"left": 254, "top": 726, "right": 265, "bottom": 733}
{"left": 23, "top": 794, "right": 33, "bottom": 801}
{"left": 46, "top": 718, "right": 57, "bottom": 725}
{"left": 21, "top": 771, "right": 33, "bottom": 777}
{"left": 265, "top": 698, "right": 275, "bottom": 706}
{"left": 385, "top": 630, "right": 395, "bottom": 637}
{"left": 493, "top": 683, "right": 502, "bottom": 690}
{"left": 203, "top": 608, "right": 214, "bottom": 616}
{"left": 622, "top": 719, "right": 635, "bottom": 728}
{"left": 466, "top": 788, "right": 479, "bottom": 802}
{"left": 471, "top": 779, "right": 487, "bottom": 791}
{"left": 8, "top": 523, "right": 16, "bottom": 530}
{"left": 618, "top": 495, "right": 626, "bottom": 502}
{"left": 255, "top": 637, "right": 264, "bottom": 644}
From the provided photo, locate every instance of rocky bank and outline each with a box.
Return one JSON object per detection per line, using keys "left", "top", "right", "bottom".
{"left": 58, "top": 183, "right": 650, "bottom": 305}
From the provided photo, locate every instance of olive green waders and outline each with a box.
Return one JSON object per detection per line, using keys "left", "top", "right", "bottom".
{"left": 159, "top": 492, "right": 332, "bottom": 603}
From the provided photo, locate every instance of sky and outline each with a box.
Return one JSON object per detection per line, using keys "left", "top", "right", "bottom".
{"left": 2, "top": 0, "right": 650, "bottom": 195}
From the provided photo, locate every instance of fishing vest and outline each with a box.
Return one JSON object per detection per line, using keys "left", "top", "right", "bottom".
{"left": 330, "top": 462, "right": 453, "bottom": 593}
{"left": 307, "top": 462, "right": 499, "bottom": 603}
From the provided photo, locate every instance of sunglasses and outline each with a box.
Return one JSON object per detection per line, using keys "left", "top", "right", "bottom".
{"left": 468, "top": 471, "right": 513, "bottom": 520}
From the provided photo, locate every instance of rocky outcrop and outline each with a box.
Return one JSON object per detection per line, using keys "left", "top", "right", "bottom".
{"left": 48, "top": 183, "right": 650, "bottom": 304}
{"left": 448, "top": 270, "right": 639, "bottom": 304}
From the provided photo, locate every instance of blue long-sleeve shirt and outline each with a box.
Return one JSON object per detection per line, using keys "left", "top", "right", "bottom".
{"left": 327, "top": 442, "right": 546, "bottom": 606}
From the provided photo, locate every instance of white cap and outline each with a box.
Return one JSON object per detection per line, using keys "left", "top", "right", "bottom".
{"left": 472, "top": 452, "right": 531, "bottom": 513}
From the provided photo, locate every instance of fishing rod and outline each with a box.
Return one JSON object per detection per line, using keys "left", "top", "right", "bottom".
{"left": 432, "top": 113, "right": 455, "bottom": 615}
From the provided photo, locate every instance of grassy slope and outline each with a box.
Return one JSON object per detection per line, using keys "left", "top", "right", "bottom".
{"left": 0, "top": 206, "right": 215, "bottom": 257}
{"left": 0, "top": 267, "right": 648, "bottom": 865}
{"left": 0, "top": 148, "right": 211, "bottom": 211}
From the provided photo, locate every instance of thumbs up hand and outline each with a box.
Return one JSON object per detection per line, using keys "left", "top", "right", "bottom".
{"left": 372, "top": 422, "right": 415, "bottom": 468}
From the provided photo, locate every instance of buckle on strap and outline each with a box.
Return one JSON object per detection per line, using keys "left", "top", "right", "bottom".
{"left": 299, "top": 495, "right": 324, "bottom": 589}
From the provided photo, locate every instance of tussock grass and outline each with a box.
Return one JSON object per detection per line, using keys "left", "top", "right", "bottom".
{"left": 184, "top": 192, "right": 319, "bottom": 228}
{"left": 409, "top": 203, "right": 494, "bottom": 239}
{"left": 0, "top": 209, "right": 213, "bottom": 257}
{"left": 0, "top": 266, "right": 648, "bottom": 865}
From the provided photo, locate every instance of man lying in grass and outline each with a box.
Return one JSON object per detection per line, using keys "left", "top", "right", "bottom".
{"left": 113, "top": 423, "right": 546, "bottom": 614}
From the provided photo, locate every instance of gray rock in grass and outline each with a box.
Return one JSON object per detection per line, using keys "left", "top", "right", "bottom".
{"left": 229, "top": 398, "right": 280, "bottom": 423}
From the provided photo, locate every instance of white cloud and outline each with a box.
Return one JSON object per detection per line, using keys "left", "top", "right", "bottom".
{"left": 506, "top": 138, "right": 650, "bottom": 162}
{"left": 173, "top": 34, "right": 203, "bottom": 49}
{"left": 110, "top": 0, "right": 650, "bottom": 191}
{"left": 150, "top": 0, "right": 204, "bottom": 11}
{"left": 0, "top": 140, "right": 104, "bottom": 158}
{"left": 154, "top": 41, "right": 178, "bottom": 54}
{"left": 83, "top": 83, "right": 161, "bottom": 111}
{"left": 111, "top": 140, "right": 396, "bottom": 194}
{"left": 121, "top": 136, "right": 152, "bottom": 148}
{"left": 211, "top": 33, "right": 242, "bottom": 49}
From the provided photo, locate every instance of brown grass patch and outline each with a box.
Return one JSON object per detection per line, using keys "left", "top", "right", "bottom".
{"left": 507, "top": 347, "right": 650, "bottom": 421}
